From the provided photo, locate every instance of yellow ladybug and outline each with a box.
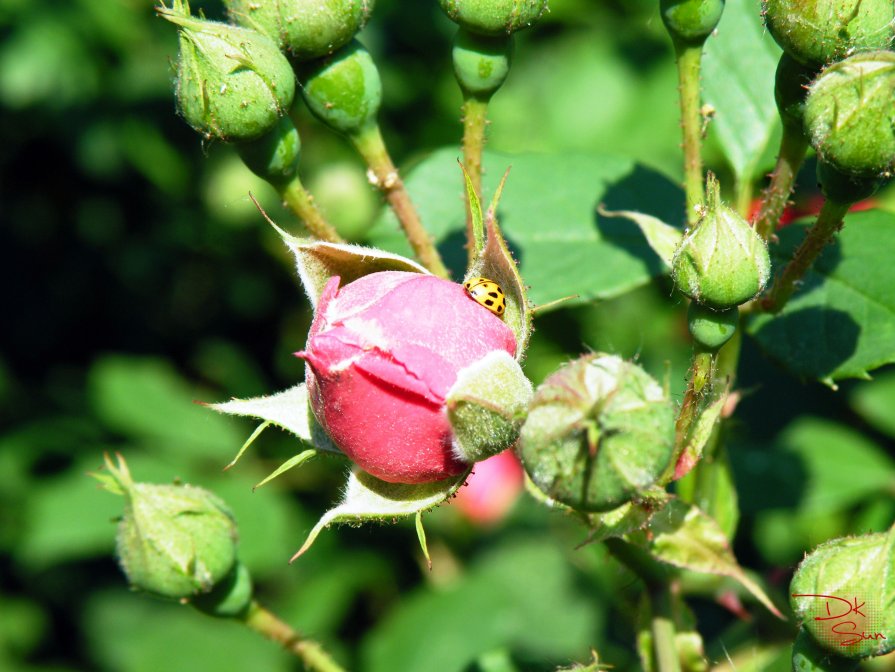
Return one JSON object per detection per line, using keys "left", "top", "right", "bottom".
{"left": 463, "top": 277, "right": 506, "bottom": 317}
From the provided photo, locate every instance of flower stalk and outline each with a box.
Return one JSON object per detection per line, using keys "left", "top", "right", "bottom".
{"left": 675, "top": 42, "right": 706, "bottom": 226}
{"left": 279, "top": 176, "right": 344, "bottom": 243}
{"left": 753, "top": 127, "right": 809, "bottom": 240}
{"left": 352, "top": 125, "right": 449, "bottom": 278}
{"left": 761, "top": 198, "right": 849, "bottom": 312}
{"left": 650, "top": 584, "right": 683, "bottom": 672}
{"left": 241, "top": 601, "right": 346, "bottom": 672}
{"left": 462, "top": 95, "right": 489, "bottom": 264}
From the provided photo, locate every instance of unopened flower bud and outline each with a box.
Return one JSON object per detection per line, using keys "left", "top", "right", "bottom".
{"left": 806, "top": 51, "right": 895, "bottom": 180}
{"left": 297, "top": 40, "right": 381, "bottom": 136}
{"left": 790, "top": 530, "right": 895, "bottom": 659}
{"left": 225, "top": 0, "right": 375, "bottom": 62}
{"left": 672, "top": 176, "right": 771, "bottom": 309}
{"left": 160, "top": 4, "right": 295, "bottom": 143}
{"left": 300, "top": 272, "right": 526, "bottom": 483}
{"left": 98, "top": 455, "right": 239, "bottom": 600}
{"left": 519, "top": 354, "right": 675, "bottom": 512}
{"left": 687, "top": 303, "right": 738, "bottom": 351}
{"left": 438, "top": 0, "right": 548, "bottom": 36}
{"left": 452, "top": 28, "right": 514, "bottom": 100}
{"left": 235, "top": 115, "right": 301, "bottom": 187}
{"left": 762, "top": 0, "right": 894, "bottom": 66}
{"left": 792, "top": 628, "right": 860, "bottom": 672}
{"left": 660, "top": 0, "right": 725, "bottom": 46}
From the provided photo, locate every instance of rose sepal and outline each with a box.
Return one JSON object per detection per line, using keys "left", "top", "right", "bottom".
{"left": 266, "top": 218, "right": 429, "bottom": 306}
{"left": 290, "top": 467, "right": 471, "bottom": 562}
{"left": 446, "top": 350, "right": 533, "bottom": 464}
{"left": 465, "top": 169, "right": 532, "bottom": 356}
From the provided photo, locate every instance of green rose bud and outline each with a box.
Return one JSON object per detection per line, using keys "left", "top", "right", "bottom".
{"left": 438, "top": 0, "right": 548, "bottom": 36}
{"left": 519, "top": 354, "right": 675, "bottom": 512}
{"left": 192, "top": 561, "right": 254, "bottom": 618}
{"left": 452, "top": 28, "right": 514, "bottom": 100}
{"left": 160, "top": 3, "right": 295, "bottom": 143}
{"left": 762, "top": 0, "right": 894, "bottom": 66}
{"left": 660, "top": 0, "right": 725, "bottom": 46}
{"left": 792, "top": 628, "right": 860, "bottom": 672}
{"left": 805, "top": 51, "right": 895, "bottom": 180}
{"left": 297, "top": 40, "right": 381, "bottom": 136}
{"left": 775, "top": 53, "right": 819, "bottom": 135}
{"left": 446, "top": 350, "right": 533, "bottom": 464}
{"left": 687, "top": 303, "right": 738, "bottom": 351}
{"left": 672, "top": 176, "right": 771, "bottom": 309}
{"left": 225, "top": 0, "right": 375, "bottom": 62}
{"left": 816, "top": 160, "right": 883, "bottom": 204}
{"left": 95, "top": 454, "right": 239, "bottom": 600}
{"left": 790, "top": 528, "right": 895, "bottom": 659}
{"left": 235, "top": 115, "right": 301, "bottom": 188}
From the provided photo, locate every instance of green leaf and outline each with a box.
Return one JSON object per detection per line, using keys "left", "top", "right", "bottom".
{"left": 85, "top": 590, "right": 291, "bottom": 672}
{"left": 675, "top": 445, "right": 740, "bottom": 542}
{"left": 849, "top": 367, "right": 895, "bottom": 438}
{"left": 361, "top": 538, "right": 596, "bottom": 672}
{"left": 89, "top": 356, "right": 240, "bottom": 460}
{"left": 291, "top": 468, "right": 471, "bottom": 561}
{"left": 16, "top": 456, "right": 120, "bottom": 568}
{"left": 208, "top": 383, "right": 340, "bottom": 455}
{"left": 370, "top": 148, "right": 684, "bottom": 307}
{"left": 628, "top": 499, "right": 781, "bottom": 618}
{"left": 596, "top": 208, "right": 682, "bottom": 270}
{"left": 774, "top": 417, "right": 895, "bottom": 515}
{"left": 702, "top": 0, "right": 780, "bottom": 182}
{"left": 748, "top": 211, "right": 895, "bottom": 383}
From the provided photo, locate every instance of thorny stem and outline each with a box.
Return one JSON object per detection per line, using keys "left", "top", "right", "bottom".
{"left": 351, "top": 124, "right": 450, "bottom": 278}
{"left": 279, "top": 176, "right": 344, "bottom": 243}
{"left": 242, "top": 601, "right": 346, "bottom": 672}
{"left": 761, "top": 198, "right": 850, "bottom": 313}
{"left": 673, "top": 42, "right": 706, "bottom": 226}
{"left": 462, "top": 95, "right": 489, "bottom": 266}
{"left": 753, "top": 126, "right": 810, "bottom": 241}
{"left": 650, "top": 583, "right": 682, "bottom": 672}
{"left": 604, "top": 540, "right": 680, "bottom": 672}
{"left": 668, "top": 348, "right": 716, "bottom": 480}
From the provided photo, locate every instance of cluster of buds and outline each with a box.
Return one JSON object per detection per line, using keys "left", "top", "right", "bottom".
{"left": 763, "top": 0, "right": 895, "bottom": 203}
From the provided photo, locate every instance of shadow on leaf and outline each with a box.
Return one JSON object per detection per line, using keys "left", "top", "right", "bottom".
{"left": 595, "top": 164, "right": 686, "bottom": 277}
{"left": 751, "top": 306, "right": 860, "bottom": 381}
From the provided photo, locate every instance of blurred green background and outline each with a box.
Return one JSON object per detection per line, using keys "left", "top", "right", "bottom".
{"left": 2, "top": 0, "right": 894, "bottom": 670}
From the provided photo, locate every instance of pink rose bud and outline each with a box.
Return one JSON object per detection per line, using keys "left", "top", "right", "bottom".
{"left": 453, "top": 449, "right": 524, "bottom": 525}
{"left": 297, "top": 271, "right": 532, "bottom": 484}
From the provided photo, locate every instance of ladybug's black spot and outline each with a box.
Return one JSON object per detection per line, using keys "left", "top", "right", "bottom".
{"left": 488, "top": 291, "right": 498, "bottom": 298}
{"left": 485, "top": 299, "right": 495, "bottom": 306}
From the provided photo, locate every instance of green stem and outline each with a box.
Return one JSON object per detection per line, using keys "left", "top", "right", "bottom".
{"left": 278, "top": 177, "right": 344, "bottom": 243}
{"left": 674, "top": 41, "right": 705, "bottom": 226}
{"left": 351, "top": 124, "right": 450, "bottom": 278}
{"left": 241, "top": 601, "right": 346, "bottom": 672}
{"left": 462, "top": 95, "right": 489, "bottom": 266}
{"left": 650, "top": 584, "right": 682, "bottom": 672}
{"left": 604, "top": 540, "right": 680, "bottom": 672}
{"left": 761, "top": 198, "right": 850, "bottom": 313}
{"left": 669, "top": 348, "right": 716, "bottom": 476}
{"left": 753, "top": 126, "right": 809, "bottom": 241}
